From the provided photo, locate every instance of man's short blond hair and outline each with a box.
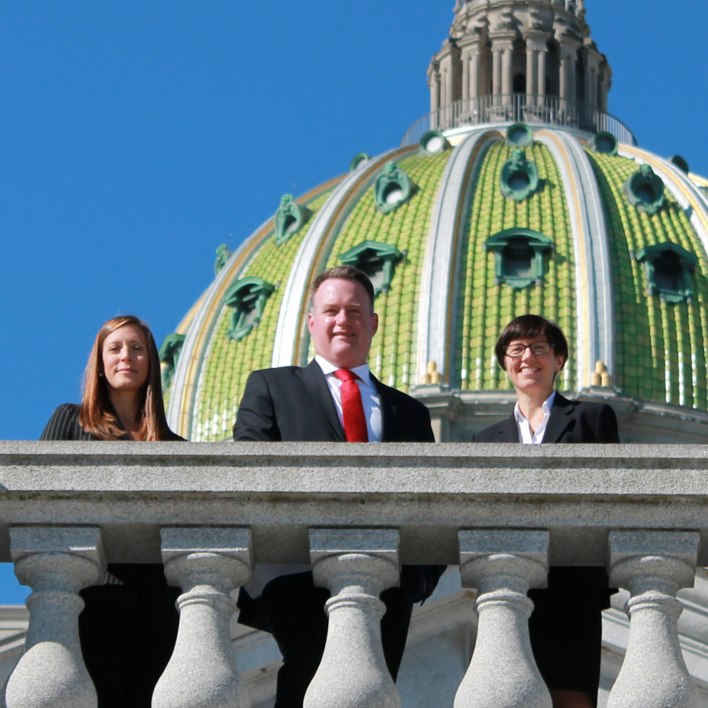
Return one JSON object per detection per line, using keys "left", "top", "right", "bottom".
{"left": 308, "top": 266, "right": 375, "bottom": 313}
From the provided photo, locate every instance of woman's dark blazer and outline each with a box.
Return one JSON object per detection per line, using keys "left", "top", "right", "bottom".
{"left": 471, "top": 392, "right": 619, "bottom": 443}
{"left": 40, "top": 403, "right": 182, "bottom": 708}
{"left": 472, "top": 392, "right": 619, "bottom": 695}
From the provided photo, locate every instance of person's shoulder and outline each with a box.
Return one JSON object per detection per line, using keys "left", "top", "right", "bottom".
{"left": 472, "top": 419, "right": 509, "bottom": 442}
{"left": 374, "top": 378, "right": 428, "bottom": 411}
{"left": 248, "top": 366, "right": 305, "bottom": 381}
{"left": 40, "top": 403, "right": 84, "bottom": 441}
{"left": 53, "top": 402, "right": 81, "bottom": 416}
{"left": 563, "top": 396, "right": 614, "bottom": 416}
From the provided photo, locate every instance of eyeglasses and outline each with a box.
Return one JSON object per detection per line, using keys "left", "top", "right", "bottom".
{"left": 505, "top": 342, "right": 554, "bottom": 358}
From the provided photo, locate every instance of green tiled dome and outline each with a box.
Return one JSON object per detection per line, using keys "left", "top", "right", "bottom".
{"left": 164, "top": 127, "right": 708, "bottom": 442}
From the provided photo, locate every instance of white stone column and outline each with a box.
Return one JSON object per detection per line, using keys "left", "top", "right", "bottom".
{"left": 537, "top": 48, "right": 547, "bottom": 100}
{"left": 304, "top": 529, "right": 401, "bottom": 708}
{"left": 501, "top": 46, "right": 512, "bottom": 97}
{"left": 462, "top": 51, "right": 470, "bottom": 102}
{"left": 559, "top": 39, "right": 580, "bottom": 108}
{"left": 152, "top": 527, "right": 253, "bottom": 708}
{"left": 428, "top": 60, "right": 440, "bottom": 113}
{"left": 454, "top": 530, "right": 551, "bottom": 708}
{"left": 607, "top": 531, "right": 700, "bottom": 708}
{"left": 469, "top": 50, "right": 479, "bottom": 101}
{"left": 4, "top": 527, "right": 105, "bottom": 708}
{"left": 526, "top": 46, "right": 537, "bottom": 97}
{"left": 428, "top": 64, "right": 441, "bottom": 130}
{"left": 492, "top": 47, "right": 502, "bottom": 99}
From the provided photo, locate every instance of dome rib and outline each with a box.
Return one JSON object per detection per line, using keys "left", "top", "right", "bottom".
{"left": 417, "top": 129, "right": 500, "bottom": 387}
{"left": 271, "top": 146, "right": 416, "bottom": 369}
{"left": 167, "top": 177, "right": 343, "bottom": 439}
{"left": 536, "top": 130, "right": 615, "bottom": 389}
{"left": 453, "top": 139, "right": 577, "bottom": 392}
{"left": 315, "top": 150, "right": 453, "bottom": 389}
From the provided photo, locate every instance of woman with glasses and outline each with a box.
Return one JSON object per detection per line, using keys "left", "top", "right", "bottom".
{"left": 473, "top": 314, "right": 619, "bottom": 708}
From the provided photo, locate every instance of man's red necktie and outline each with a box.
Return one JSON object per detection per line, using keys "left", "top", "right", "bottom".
{"left": 333, "top": 369, "right": 369, "bottom": 442}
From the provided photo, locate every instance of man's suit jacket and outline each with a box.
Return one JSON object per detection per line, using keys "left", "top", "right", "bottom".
{"left": 471, "top": 392, "right": 619, "bottom": 443}
{"left": 233, "top": 359, "right": 435, "bottom": 444}
{"left": 233, "top": 360, "right": 441, "bottom": 636}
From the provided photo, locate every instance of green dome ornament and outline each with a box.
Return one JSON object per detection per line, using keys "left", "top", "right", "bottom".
{"left": 500, "top": 148, "right": 539, "bottom": 202}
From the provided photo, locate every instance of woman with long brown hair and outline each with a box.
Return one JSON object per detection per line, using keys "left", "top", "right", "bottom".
{"left": 41, "top": 315, "right": 183, "bottom": 708}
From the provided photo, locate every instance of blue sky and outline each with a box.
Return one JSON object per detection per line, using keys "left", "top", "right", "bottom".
{"left": 1, "top": 1, "right": 707, "bottom": 602}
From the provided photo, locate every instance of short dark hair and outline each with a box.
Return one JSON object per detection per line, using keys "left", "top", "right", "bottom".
{"left": 308, "top": 266, "right": 375, "bottom": 312}
{"left": 494, "top": 314, "right": 569, "bottom": 371}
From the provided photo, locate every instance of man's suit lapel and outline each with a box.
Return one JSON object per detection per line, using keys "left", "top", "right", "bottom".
{"left": 299, "top": 360, "right": 346, "bottom": 441}
{"left": 371, "top": 374, "right": 393, "bottom": 442}
{"left": 543, "top": 392, "right": 575, "bottom": 443}
{"left": 494, "top": 415, "right": 520, "bottom": 442}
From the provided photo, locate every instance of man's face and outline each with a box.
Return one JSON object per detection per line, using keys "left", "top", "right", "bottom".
{"left": 307, "top": 278, "right": 378, "bottom": 369}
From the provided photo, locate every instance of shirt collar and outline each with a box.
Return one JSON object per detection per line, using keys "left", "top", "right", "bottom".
{"left": 513, "top": 390, "right": 557, "bottom": 424}
{"left": 315, "top": 355, "right": 372, "bottom": 386}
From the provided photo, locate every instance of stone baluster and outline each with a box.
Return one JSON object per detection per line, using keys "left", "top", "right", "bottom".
{"left": 454, "top": 530, "right": 551, "bottom": 708}
{"left": 152, "top": 527, "right": 253, "bottom": 708}
{"left": 4, "top": 526, "right": 105, "bottom": 708}
{"left": 607, "top": 531, "right": 700, "bottom": 708}
{"left": 304, "top": 529, "right": 401, "bottom": 708}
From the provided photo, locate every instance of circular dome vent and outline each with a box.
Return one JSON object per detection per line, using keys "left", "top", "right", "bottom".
{"left": 420, "top": 130, "right": 450, "bottom": 155}
{"left": 623, "top": 164, "right": 665, "bottom": 215}
{"left": 506, "top": 123, "right": 534, "bottom": 147}
{"left": 592, "top": 132, "right": 618, "bottom": 156}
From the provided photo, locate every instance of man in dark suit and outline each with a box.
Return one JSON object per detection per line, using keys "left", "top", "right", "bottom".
{"left": 233, "top": 265, "right": 441, "bottom": 708}
{"left": 473, "top": 314, "right": 619, "bottom": 708}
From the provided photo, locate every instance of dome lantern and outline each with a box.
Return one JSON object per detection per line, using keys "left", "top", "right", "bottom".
{"left": 420, "top": 0, "right": 616, "bottom": 145}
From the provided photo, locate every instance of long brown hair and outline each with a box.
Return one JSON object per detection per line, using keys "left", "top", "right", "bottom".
{"left": 79, "top": 315, "right": 177, "bottom": 441}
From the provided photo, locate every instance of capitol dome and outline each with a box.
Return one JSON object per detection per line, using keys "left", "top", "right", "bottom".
{"left": 160, "top": 0, "right": 708, "bottom": 443}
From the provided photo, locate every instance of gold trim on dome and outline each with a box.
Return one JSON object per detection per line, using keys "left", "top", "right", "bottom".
{"left": 177, "top": 176, "right": 344, "bottom": 439}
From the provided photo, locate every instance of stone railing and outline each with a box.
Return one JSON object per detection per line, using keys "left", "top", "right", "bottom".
{"left": 0, "top": 441, "right": 706, "bottom": 708}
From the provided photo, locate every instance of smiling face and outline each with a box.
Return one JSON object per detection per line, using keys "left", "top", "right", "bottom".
{"left": 504, "top": 334, "right": 565, "bottom": 399}
{"left": 307, "top": 278, "right": 378, "bottom": 369}
{"left": 101, "top": 323, "right": 150, "bottom": 394}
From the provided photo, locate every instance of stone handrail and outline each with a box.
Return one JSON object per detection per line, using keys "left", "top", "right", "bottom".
{"left": 0, "top": 441, "right": 706, "bottom": 708}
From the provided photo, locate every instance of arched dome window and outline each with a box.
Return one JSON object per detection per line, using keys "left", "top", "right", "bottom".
{"left": 500, "top": 148, "right": 539, "bottom": 202}
{"left": 222, "top": 277, "right": 275, "bottom": 340}
{"left": 159, "top": 333, "right": 186, "bottom": 391}
{"left": 274, "top": 194, "right": 313, "bottom": 246}
{"left": 374, "top": 162, "right": 417, "bottom": 214}
{"left": 636, "top": 242, "right": 698, "bottom": 304}
{"left": 485, "top": 229, "right": 553, "bottom": 289}
{"left": 339, "top": 240, "right": 404, "bottom": 296}
{"left": 623, "top": 164, "right": 665, "bottom": 215}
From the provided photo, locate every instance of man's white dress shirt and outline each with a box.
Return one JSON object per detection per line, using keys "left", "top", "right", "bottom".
{"left": 315, "top": 355, "right": 382, "bottom": 443}
{"left": 514, "top": 391, "right": 556, "bottom": 444}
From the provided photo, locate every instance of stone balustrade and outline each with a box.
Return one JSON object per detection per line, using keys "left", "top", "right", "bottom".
{"left": 1, "top": 440, "right": 707, "bottom": 707}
